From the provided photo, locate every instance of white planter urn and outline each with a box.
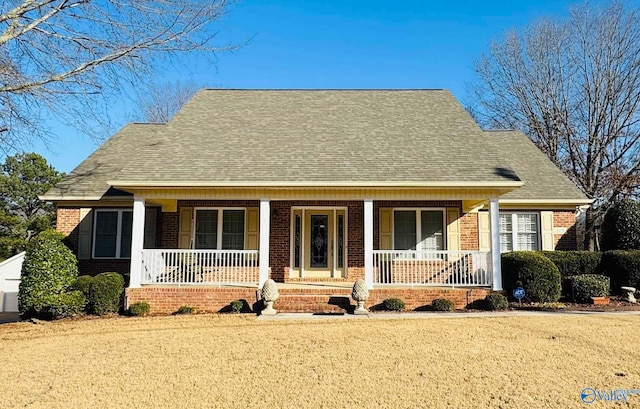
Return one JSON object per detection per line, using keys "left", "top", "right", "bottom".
{"left": 261, "top": 279, "right": 279, "bottom": 315}
{"left": 351, "top": 279, "right": 369, "bottom": 315}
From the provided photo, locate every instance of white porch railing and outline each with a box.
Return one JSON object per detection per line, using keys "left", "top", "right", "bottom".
{"left": 141, "top": 249, "right": 260, "bottom": 286}
{"left": 372, "top": 250, "right": 492, "bottom": 287}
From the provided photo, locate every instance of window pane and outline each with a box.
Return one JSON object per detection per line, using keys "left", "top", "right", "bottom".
{"left": 394, "top": 211, "right": 417, "bottom": 250}
{"left": 499, "top": 214, "right": 512, "bottom": 233}
{"left": 294, "top": 214, "right": 301, "bottom": 268}
{"left": 195, "top": 210, "right": 218, "bottom": 249}
{"left": 516, "top": 214, "right": 538, "bottom": 250}
{"left": 95, "top": 211, "right": 118, "bottom": 257}
{"left": 337, "top": 214, "right": 344, "bottom": 268}
{"left": 500, "top": 233, "right": 513, "bottom": 252}
{"left": 499, "top": 214, "right": 513, "bottom": 252}
{"left": 222, "top": 210, "right": 245, "bottom": 250}
{"left": 119, "top": 211, "right": 133, "bottom": 258}
{"left": 420, "top": 211, "right": 443, "bottom": 251}
{"left": 517, "top": 214, "right": 537, "bottom": 233}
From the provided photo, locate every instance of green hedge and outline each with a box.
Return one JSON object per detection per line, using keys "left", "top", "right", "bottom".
{"left": 597, "top": 251, "right": 640, "bottom": 293}
{"left": 88, "top": 273, "right": 125, "bottom": 315}
{"left": 18, "top": 230, "right": 79, "bottom": 319}
{"left": 502, "top": 252, "right": 561, "bottom": 303}
{"left": 539, "top": 251, "right": 602, "bottom": 296}
{"left": 570, "top": 274, "right": 610, "bottom": 303}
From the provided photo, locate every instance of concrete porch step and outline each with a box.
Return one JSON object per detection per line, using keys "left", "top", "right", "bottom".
{"left": 275, "top": 293, "right": 354, "bottom": 314}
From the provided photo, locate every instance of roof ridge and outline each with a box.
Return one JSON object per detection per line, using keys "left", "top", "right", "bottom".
{"left": 201, "top": 88, "right": 447, "bottom": 91}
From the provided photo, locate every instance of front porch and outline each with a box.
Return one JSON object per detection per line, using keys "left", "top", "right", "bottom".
{"left": 125, "top": 196, "right": 505, "bottom": 301}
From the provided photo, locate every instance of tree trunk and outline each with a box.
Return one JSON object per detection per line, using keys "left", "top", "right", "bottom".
{"left": 583, "top": 207, "right": 597, "bottom": 251}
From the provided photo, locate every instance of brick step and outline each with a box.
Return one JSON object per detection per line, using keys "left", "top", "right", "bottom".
{"left": 275, "top": 294, "right": 354, "bottom": 313}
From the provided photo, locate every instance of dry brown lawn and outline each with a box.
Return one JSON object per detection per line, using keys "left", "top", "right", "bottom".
{"left": 0, "top": 313, "right": 639, "bottom": 408}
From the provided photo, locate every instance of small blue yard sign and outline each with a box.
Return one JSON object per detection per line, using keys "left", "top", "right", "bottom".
{"left": 513, "top": 287, "right": 525, "bottom": 303}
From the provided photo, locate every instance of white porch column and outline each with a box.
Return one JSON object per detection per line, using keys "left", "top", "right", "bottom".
{"left": 364, "top": 199, "right": 374, "bottom": 289}
{"left": 489, "top": 198, "right": 502, "bottom": 291}
{"left": 129, "top": 196, "right": 146, "bottom": 288}
{"left": 259, "top": 199, "right": 270, "bottom": 288}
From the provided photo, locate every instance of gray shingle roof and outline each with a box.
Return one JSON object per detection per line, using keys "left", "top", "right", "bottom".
{"left": 43, "top": 123, "right": 165, "bottom": 200}
{"left": 43, "top": 89, "right": 589, "bottom": 203}
{"left": 482, "top": 130, "right": 588, "bottom": 201}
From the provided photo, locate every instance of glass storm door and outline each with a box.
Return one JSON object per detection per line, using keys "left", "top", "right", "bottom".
{"left": 310, "top": 215, "right": 329, "bottom": 268}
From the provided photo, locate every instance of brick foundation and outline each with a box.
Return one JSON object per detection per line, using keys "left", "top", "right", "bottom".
{"left": 125, "top": 285, "right": 492, "bottom": 314}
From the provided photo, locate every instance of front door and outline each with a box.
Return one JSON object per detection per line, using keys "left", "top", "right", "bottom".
{"left": 305, "top": 211, "right": 333, "bottom": 276}
{"left": 291, "top": 208, "right": 347, "bottom": 278}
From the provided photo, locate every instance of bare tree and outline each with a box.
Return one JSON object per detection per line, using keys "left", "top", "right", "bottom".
{"left": 137, "top": 81, "right": 200, "bottom": 123}
{"left": 0, "top": 0, "right": 233, "bottom": 150}
{"left": 468, "top": 1, "right": 640, "bottom": 250}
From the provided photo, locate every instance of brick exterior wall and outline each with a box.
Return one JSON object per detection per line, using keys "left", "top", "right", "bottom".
{"left": 553, "top": 210, "right": 578, "bottom": 250}
{"left": 125, "top": 286, "right": 492, "bottom": 314}
{"left": 56, "top": 207, "right": 81, "bottom": 236}
{"left": 459, "top": 211, "right": 479, "bottom": 251}
{"left": 126, "top": 287, "right": 260, "bottom": 314}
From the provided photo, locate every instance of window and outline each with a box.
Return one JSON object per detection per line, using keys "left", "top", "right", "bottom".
{"left": 393, "top": 209, "right": 445, "bottom": 251}
{"left": 194, "top": 209, "right": 245, "bottom": 250}
{"left": 499, "top": 213, "right": 539, "bottom": 252}
{"left": 93, "top": 210, "right": 133, "bottom": 258}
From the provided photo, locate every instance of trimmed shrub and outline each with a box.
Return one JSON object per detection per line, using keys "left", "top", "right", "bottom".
{"left": 40, "top": 291, "right": 85, "bottom": 320}
{"left": 88, "top": 273, "right": 124, "bottom": 316}
{"left": 484, "top": 293, "right": 508, "bottom": 311}
{"left": 382, "top": 298, "right": 405, "bottom": 311}
{"left": 69, "top": 275, "right": 94, "bottom": 309}
{"left": 502, "top": 252, "right": 561, "bottom": 303}
{"left": 128, "top": 302, "right": 151, "bottom": 317}
{"left": 539, "top": 251, "right": 602, "bottom": 296}
{"left": 601, "top": 199, "right": 640, "bottom": 251}
{"left": 431, "top": 298, "right": 454, "bottom": 312}
{"left": 174, "top": 305, "right": 195, "bottom": 315}
{"left": 230, "top": 300, "right": 243, "bottom": 314}
{"left": 597, "top": 251, "right": 640, "bottom": 293}
{"left": 18, "top": 230, "right": 79, "bottom": 319}
{"left": 570, "top": 274, "right": 610, "bottom": 303}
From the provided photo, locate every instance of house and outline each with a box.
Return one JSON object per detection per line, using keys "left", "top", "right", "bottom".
{"left": 42, "top": 90, "right": 591, "bottom": 313}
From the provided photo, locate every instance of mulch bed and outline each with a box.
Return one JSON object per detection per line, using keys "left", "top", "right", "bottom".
{"left": 511, "top": 296, "right": 640, "bottom": 312}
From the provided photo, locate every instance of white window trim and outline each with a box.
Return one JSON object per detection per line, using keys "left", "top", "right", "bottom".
{"left": 92, "top": 209, "right": 132, "bottom": 260}
{"left": 391, "top": 208, "right": 447, "bottom": 252}
{"left": 192, "top": 207, "right": 247, "bottom": 250}
{"left": 500, "top": 212, "right": 541, "bottom": 252}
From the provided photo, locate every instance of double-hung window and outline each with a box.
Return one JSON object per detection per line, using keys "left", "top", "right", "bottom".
{"left": 93, "top": 209, "right": 133, "bottom": 258}
{"left": 194, "top": 209, "right": 245, "bottom": 250}
{"left": 393, "top": 209, "right": 445, "bottom": 251}
{"left": 499, "top": 213, "right": 539, "bottom": 252}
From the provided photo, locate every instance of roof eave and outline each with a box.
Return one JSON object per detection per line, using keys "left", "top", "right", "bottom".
{"left": 107, "top": 180, "right": 525, "bottom": 189}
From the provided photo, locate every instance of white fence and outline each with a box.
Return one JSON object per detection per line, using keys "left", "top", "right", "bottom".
{"left": 141, "top": 249, "right": 260, "bottom": 286}
{"left": 372, "top": 250, "right": 492, "bottom": 287}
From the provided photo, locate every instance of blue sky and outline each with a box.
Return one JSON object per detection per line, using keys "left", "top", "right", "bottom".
{"left": 30, "top": 0, "right": 630, "bottom": 173}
